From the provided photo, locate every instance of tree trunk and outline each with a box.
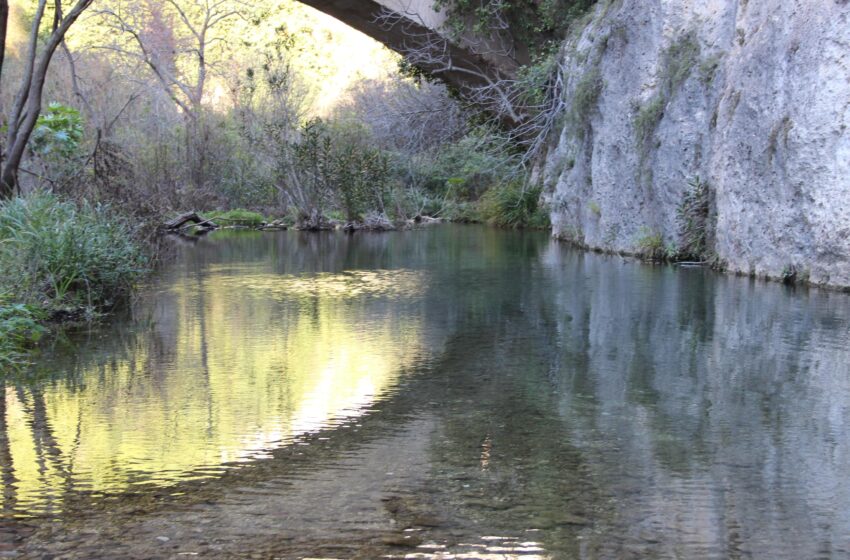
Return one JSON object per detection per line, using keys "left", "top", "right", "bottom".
{"left": 0, "top": 0, "right": 93, "bottom": 200}
{"left": 0, "top": 166, "right": 16, "bottom": 198}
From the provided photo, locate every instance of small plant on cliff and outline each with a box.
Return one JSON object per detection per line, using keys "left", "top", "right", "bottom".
{"left": 567, "top": 65, "right": 604, "bottom": 138}
{"left": 636, "top": 228, "right": 677, "bottom": 262}
{"left": 677, "top": 176, "right": 711, "bottom": 260}
{"left": 634, "top": 32, "right": 701, "bottom": 169}
{"left": 634, "top": 95, "right": 666, "bottom": 155}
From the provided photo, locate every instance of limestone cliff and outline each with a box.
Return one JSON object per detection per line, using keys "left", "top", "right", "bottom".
{"left": 543, "top": 0, "right": 850, "bottom": 288}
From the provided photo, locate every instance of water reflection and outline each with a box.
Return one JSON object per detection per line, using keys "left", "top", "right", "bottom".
{"left": 1, "top": 235, "right": 430, "bottom": 516}
{"left": 3, "top": 226, "right": 850, "bottom": 560}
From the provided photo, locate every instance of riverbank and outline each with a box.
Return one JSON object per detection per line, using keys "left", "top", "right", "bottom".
{"left": 0, "top": 192, "right": 149, "bottom": 371}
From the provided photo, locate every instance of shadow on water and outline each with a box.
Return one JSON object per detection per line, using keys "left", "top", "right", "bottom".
{"left": 2, "top": 225, "right": 850, "bottom": 559}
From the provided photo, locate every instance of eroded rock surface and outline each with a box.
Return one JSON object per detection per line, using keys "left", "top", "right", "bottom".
{"left": 543, "top": 0, "right": 850, "bottom": 287}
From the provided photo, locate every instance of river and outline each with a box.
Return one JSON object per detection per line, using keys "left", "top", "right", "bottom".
{"left": 2, "top": 225, "right": 849, "bottom": 559}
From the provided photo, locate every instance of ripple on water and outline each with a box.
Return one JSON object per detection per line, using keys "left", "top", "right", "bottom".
{"left": 4, "top": 227, "right": 850, "bottom": 560}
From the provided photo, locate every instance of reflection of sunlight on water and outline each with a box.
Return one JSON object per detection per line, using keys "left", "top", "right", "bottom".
{"left": 213, "top": 268, "right": 428, "bottom": 300}
{"left": 2, "top": 268, "right": 428, "bottom": 516}
{"left": 398, "top": 535, "right": 549, "bottom": 559}
{"left": 290, "top": 361, "right": 383, "bottom": 436}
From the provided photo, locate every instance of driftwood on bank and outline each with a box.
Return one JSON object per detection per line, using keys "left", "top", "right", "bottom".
{"left": 163, "top": 212, "right": 218, "bottom": 233}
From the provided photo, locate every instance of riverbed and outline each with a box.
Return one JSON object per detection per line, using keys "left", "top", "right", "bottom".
{"left": 2, "top": 225, "right": 849, "bottom": 558}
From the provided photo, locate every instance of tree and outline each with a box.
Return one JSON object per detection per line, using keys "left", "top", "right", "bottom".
{"left": 0, "top": 0, "right": 95, "bottom": 199}
{"left": 97, "top": 0, "right": 248, "bottom": 190}
{"left": 375, "top": 3, "right": 572, "bottom": 164}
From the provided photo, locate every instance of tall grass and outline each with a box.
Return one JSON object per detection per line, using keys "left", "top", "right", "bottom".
{"left": 480, "top": 182, "right": 550, "bottom": 229}
{"left": 0, "top": 298, "right": 46, "bottom": 370}
{"left": 0, "top": 192, "right": 147, "bottom": 370}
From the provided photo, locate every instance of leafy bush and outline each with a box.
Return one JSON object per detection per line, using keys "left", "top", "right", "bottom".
{"left": 433, "top": 0, "right": 598, "bottom": 53}
{"left": 0, "top": 191, "right": 147, "bottom": 311}
{"left": 30, "top": 102, "right": 85, "bottom": 160}
{"left": 285, "top": 118, "right": 392, "bottom": 226}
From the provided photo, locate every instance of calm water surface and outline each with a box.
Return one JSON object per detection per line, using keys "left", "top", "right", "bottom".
{"left": 2, "top": 225, "right": 850, "bottom": 559}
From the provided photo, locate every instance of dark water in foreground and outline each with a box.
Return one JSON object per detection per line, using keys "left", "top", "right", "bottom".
{"left": 2, "top": 225, "right": 850, "bottom": 559}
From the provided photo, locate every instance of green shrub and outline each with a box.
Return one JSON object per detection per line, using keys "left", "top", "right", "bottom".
{"left": 286, "top": 118, "right": 392, "bottom": 224}
{"left": 0, "top": 191, "right": 147, "bottom": 311}
{"left": 30, "top": 103, "right": 85, "bottom": 159}
{"left": 635, "top": 227, "right": 677, "bottom": 261}
{"left": 440, "top": 199, "right": 481, "bottom": 223}
{"left": 0, "top": 192, "right": 147, "bottom": 370}
{"left": 480, "top": 182, "right": 550, "bottom": 229}
{"left": 206, "top": 209, "right": 267, "bottom": 226}
{"left": 433, "top": 0, "right": 597, "bottom": 54}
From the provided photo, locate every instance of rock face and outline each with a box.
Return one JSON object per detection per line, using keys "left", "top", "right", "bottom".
{"left": 543, "top": 0, "right": 850, "bottom": 288}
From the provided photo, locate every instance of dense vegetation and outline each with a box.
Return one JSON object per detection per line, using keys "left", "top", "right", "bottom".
{"left": 0, "top": 192, "right": 146, "bottom": 368}
{"left": 433, "top": 0, "right": 597, "bottom": 57}
{"left": 0, "top": 0, "right": 566, "bottom": 368}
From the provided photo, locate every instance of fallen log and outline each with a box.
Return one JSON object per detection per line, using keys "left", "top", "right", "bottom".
{"left": 164, "top": 212, "right": 218, "bottom": 232}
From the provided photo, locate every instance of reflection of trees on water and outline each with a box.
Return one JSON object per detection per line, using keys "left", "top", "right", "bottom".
{"left": 2, "top": 229, "right": 483, "bottom": 517}
{"left": 0, "top": 381, "right": 17, "bottom": 515}
{"left": 3, "top": 227, "right": 850, "bottom": 560}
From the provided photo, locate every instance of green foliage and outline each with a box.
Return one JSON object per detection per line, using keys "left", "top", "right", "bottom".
{"left": 480, "top": 182, "right": 549, "bottom": 228}
{"left": 635, "top": 227, "right": 676, "bottom": 261}
{"left": 0, "top": 192, "right": 147, "bottom": 312}
{"left": 634, "top": 95, "right": 666, "bottom": 152}
{"left": 567, "top": 65, "right": 604, "bottom": 137}
{"left": 433, "top": 0, "right": 598, "bottom": 55}
{"left": 633, "top": 32, "right": 700, "bottom": 169}
{"left": 0, "top": 298, "right": 46, "bottom": 371}
{"left": 29, "top": 103, "right": 85, "bottom": 159}
{"left": 439, "top": 199, "right": 482, "bottom": 223}
{"left": 432, "top": 129, "right": 520, "bottom": 199}
{"left": 516, "top": 48, "right": 561, "bottom": 107}
{"left": 677, "top": 176, "right": 711, "bottom": 260}
{"left": 0, "top": 192, "right": 147, "bottom": 371}
{"left": 663, "top": 32, "right": 700, "bottom": 95}
{"left": 332, "top": 131, "right": 391, "bottom": 222}
{"left": 206, "top": 209, "right": 268, "bottom": 226}
{"left": 288, "top": 118, "right": 392, "bottom": 223}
